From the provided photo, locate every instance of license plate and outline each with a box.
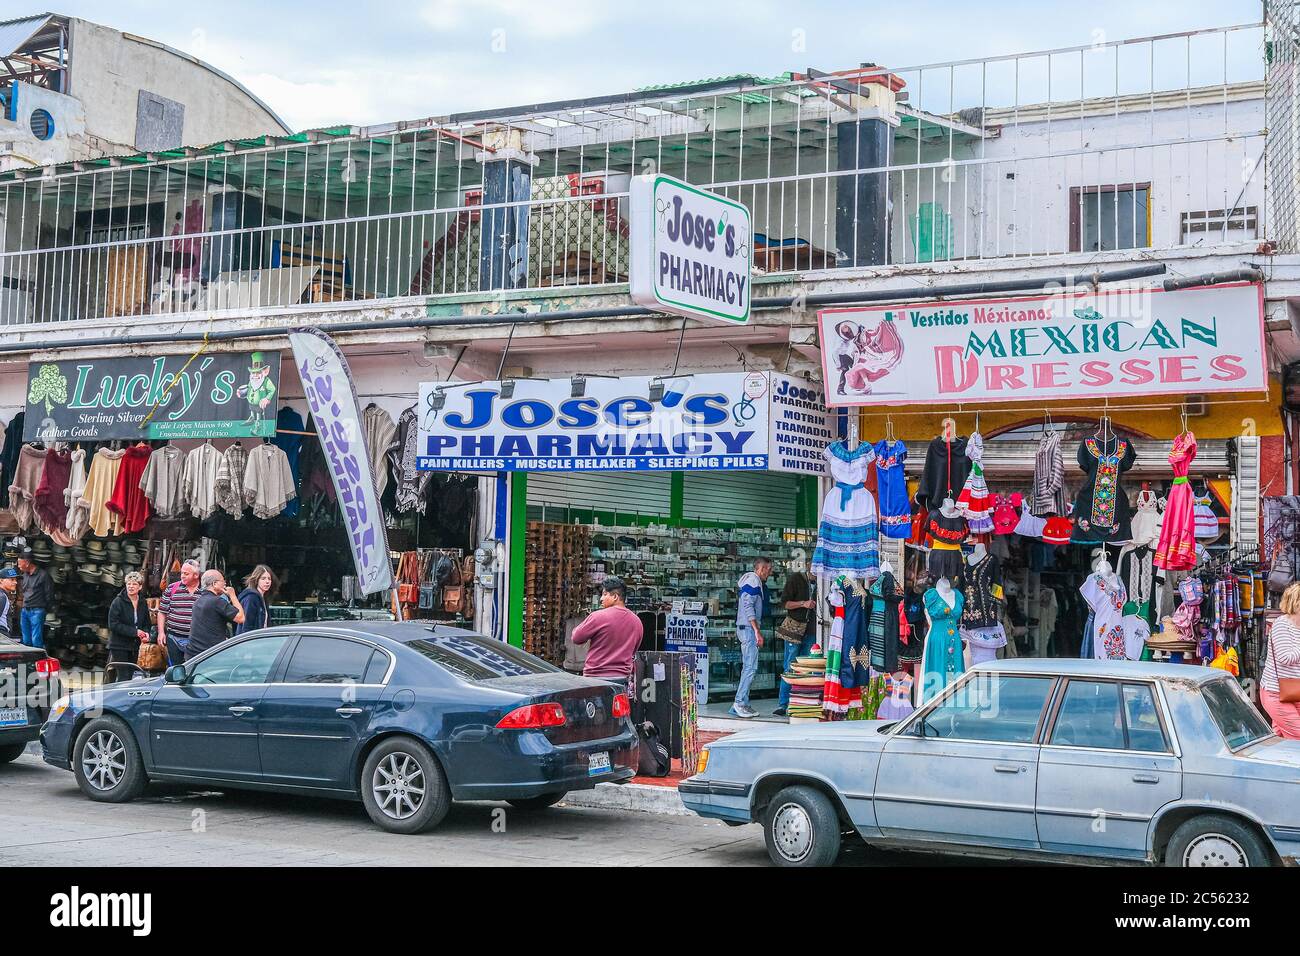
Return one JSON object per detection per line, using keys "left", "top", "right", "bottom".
{"left": 587, "top": 751, "right": 611, "bottom": 776}
{"left": 0, "top": 704, "right": 27, "bottom": 727}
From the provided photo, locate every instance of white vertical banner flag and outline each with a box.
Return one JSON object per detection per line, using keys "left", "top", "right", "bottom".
{"left": 289, "top": 327, "right": 393, "bottom": 595}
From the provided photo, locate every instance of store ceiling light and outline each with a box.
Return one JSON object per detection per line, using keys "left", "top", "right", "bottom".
{"left": 570, "top": 375, "right": 587, "bottom": 397}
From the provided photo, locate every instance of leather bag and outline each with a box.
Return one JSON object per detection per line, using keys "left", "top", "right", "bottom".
{"left": 442, "top": 560, "right": 464, "bottom": 615}
{"left": 137, "top": 642, "right": 167, "bottom": 672}
{"left": 1280, "top": 677, "right": 1300, "bottom": 704}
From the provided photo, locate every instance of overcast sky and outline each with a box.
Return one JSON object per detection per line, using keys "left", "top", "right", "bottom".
{"left": 50, "top": 0, "right": 1266, "bottom": 130}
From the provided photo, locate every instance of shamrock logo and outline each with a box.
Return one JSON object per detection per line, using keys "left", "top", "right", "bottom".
{"left": 28, "top": 364, "right": 68, "bottom": 415}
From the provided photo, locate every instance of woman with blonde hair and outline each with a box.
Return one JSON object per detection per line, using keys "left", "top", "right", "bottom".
{"left": 107, "top": 571, "right": 151, "bottom": 682}
{"left": 235, "top": 564, "right": 278, "bottom": 635}
{"left": 1261, "top": 582, "right": 1300, "bottom": 739}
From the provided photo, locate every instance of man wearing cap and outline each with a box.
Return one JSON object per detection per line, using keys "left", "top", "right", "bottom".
{"left": 157, "top": 560, "right": 202, "bottom": 665}
{"left": 16, "top": 549, "right": 52, "bottom": 648}
{"left": 0, "top": 567, "right": 18, "bottom": 638}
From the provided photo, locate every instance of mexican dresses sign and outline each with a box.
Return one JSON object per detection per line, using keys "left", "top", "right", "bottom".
{"left": 24, "top": 351, "right": 280, "bottom": 441}
{"left": 417, "top": 372, "right": 829, "bottom": 474}
{"left": 289, "top": 328, "right": 392, "bottom": 595}
{"left": 816, "top": 282, "right": 1266, "bottom": 407}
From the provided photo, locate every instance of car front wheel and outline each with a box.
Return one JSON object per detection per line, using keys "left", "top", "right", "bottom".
{"left": 360, "top": 736, "right": 451, "bottom": 834}
{"left": 1166, "top": 814, "right": 1272, "bottom": 867}
{"left": 73, "top": 717, "right": 146, "bottom": 803}
{"left": 762, "top": 785, "right": 842, "bottom": 867}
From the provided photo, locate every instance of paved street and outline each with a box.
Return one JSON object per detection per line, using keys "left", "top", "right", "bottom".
{"left": 0, "top": 750, "right": 986, "bottom": 867}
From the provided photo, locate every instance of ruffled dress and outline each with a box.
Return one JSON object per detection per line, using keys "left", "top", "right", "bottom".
{"left": 810, "top": 441, "right": 880, "bottom": 579}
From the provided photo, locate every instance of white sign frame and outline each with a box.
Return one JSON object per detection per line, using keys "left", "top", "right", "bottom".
{"left": 630, "top": 173, "right": 752, "bottom": 325}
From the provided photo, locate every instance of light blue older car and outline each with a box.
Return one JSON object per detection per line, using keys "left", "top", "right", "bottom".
{"left": 682, "top": 660, "right": 1300, "bottom": 867}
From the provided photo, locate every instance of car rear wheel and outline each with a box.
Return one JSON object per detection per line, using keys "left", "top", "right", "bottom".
{"left": 360, "top": 736, "right": 451, "bottom": 835}
{"left": 73, "top": 717, "right": 146, "bottom": 803}
{"left": 507, "top": 792, "right": 567, "bottom": 811}
{"left": 762, "top": 785, "right": 842, "bottom": 867}
{"left": 1166, "top": 814, "right": 1272, "bottom": 867}
{"left": 0, "top": 743, "right": 26, "bottom": 764}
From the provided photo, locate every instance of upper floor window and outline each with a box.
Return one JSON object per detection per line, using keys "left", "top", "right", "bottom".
{"left": 1069, "top": 184, "right": 1151, "bottom": 252}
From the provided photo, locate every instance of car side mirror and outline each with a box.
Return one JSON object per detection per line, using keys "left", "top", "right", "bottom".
{"left": 164, "top": 664, "right": 187, "bottom": 684}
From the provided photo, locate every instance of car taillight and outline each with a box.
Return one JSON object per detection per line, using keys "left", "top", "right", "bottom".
{"left": 611, "top": 693, "right": 630, "bottom": 718}
{"left": 35, "top": 658, "right": 59, "bottom": 675}
{"left": 496, "top": 702, "right": 566, "bottom": 729}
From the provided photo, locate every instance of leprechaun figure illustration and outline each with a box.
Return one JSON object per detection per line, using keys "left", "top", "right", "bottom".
{"left": 236, "top": 352, "right": 276, "bottom": 432}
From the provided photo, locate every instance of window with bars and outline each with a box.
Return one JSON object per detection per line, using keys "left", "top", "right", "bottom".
{"left": 1069, "top": 184, "right": 1151, "bottom": 252}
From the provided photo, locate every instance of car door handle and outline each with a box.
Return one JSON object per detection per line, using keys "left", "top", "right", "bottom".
{"left": 228, "top": 706, "right": 254, "bottom": 715}
{"left": 336, "top": 707, "right": 363, "bottom": 716}
{"left": 993, "top": 764, "right": 1024, "bottom": 774}
{"left": 1132, "top": 773, "right": 1160, "bottom": 784}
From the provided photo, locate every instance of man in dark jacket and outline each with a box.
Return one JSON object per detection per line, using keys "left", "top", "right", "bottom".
{"left": 107, "top": 571, "right": 152, "bottom": 682}
{"left": 16, "top": 549, "right": 52, "bottom": 648}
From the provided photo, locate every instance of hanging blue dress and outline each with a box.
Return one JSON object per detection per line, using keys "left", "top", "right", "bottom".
{"left": 873, "top": 439, "right": 911, "bottom": 539}
{"left": 920, "top": 588, "right": 966, "bottom": 704}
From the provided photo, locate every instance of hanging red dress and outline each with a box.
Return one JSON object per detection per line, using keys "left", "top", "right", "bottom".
{"left": 106, "top": 443, "right": 154, "bottom": 534}
{"left": 1153, "top": 432, "right": 1197, "bottom": 571}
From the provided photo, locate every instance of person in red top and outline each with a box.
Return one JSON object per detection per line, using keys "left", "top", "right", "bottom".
{"left": 571, "top": 577, "right": 643, "bottom": 681}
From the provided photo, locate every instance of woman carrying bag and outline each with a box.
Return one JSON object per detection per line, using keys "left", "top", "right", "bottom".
{"left": 1262, "top": 582, "right": 1300, "bottom": 739}
{"left": 108, "top": 571, "right": 152, "bottom": 683}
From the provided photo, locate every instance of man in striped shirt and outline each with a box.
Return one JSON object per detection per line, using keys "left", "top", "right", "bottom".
{"left": 158, "top": 560, "right": 203, "bottom": 666}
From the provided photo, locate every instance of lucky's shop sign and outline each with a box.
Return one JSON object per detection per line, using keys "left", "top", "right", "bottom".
{"left": 817, "top": 282, "right": 1267, "bottom": 407}
{"left": 417, "top": 372, "right": 797, "bottom": 473}
{"left": 24, "top": 351, "right": 281, "bottom": 442}
{"left": 629, "top": 173, "right": 752, "bottom": 325}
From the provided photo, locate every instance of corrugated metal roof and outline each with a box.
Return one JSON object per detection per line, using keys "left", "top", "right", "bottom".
{"left": 0, "top": 14, "right": 53, "bottom": 59}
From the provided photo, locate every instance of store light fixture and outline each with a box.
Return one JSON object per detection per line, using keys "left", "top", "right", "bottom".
{"left": 428, "top": 387, "right": 447, "bottom": 411}
{"left": 499, "top": 379, "right": 516, "bottom": 399}
{"left": 648, "top": 379, "right": 665, "bottom": 403}
{"left": 570, "top": 375, "right": 587, "bottom": 397}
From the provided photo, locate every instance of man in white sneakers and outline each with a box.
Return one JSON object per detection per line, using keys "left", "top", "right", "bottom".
{"left": 731, "top": 557, "right": 772, "bottom": 718}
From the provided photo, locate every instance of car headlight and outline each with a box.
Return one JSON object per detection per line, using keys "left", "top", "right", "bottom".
{"left": 49, "top": 695, "right": 71, "bottom": 720}
{"left": 696, "top": 747, "right": 710, "bottom": 775}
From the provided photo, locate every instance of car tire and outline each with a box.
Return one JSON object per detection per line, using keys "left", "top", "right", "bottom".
{"left": 0, "top": 742, "right": 26, "bottom": 764}
{"left": 72, "top": 716, "right": 146, "bottom": 803}
{"left": 1166, "top": 814, "right": 1272, "bottom": 867}
{"left": 507, "top": 792, "right": 567, "bottom": 811}
{"left": 360, "top": 736, "right": 451, "bottom": 835}
{"left": 762, "top": 785, "right": 842, "bottom": 867}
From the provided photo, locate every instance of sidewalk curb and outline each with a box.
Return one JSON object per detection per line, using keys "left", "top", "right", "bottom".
{"left": 561, "top": 781, "right": 689, "bottom": 815}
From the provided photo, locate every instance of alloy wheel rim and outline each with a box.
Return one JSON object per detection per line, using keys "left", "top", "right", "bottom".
{"left": 772, "top": 802, "right": 814, "bottom": 862}
{"left": 372, "top": 752, "right": 426, "bottom": 820}
{"left": 81, "top": 730, "right": 126, "bottom": 791}
{"left": 1183, "top": 832, "right": 1247, "bottom": 866}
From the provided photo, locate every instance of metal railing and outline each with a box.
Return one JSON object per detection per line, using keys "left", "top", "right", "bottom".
{"left": 0, "top": 20, "right": 1269, "bottom": 327}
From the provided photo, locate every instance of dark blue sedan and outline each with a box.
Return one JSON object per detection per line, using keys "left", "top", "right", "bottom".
{"left": 41, "top": 622, "right": 638, "bottom": 833}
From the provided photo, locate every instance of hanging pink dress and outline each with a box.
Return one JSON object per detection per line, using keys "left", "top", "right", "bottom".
{"left": 1154, "top": 432, "right": 1197, "bottom": 571}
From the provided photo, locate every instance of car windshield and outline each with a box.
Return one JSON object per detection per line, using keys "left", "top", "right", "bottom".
{"left": 1202, "top": 678, "right": 1273, "bottom": 749}
{"left": 406, "top": 634, "right": 559, "bottom": 681}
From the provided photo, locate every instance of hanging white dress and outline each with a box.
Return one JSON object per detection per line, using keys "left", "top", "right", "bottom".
{"left": 810, "top": 441, "right": 880, "bottom": 579}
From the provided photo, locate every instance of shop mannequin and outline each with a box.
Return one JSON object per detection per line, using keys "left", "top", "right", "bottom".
{"left": 967, "top": 541, "right": 986, "bottom": 565}
{"left": 940, "top": 497, "right": 960, "bottom": 518}
{"left": 920, "top": 578, "right": 965, "bottom": 703}
{"left": 959, "top": 543, "right": 1006, "bottom": 665}
{"left": 925, "top": 498, "right": 967, "bottom": 583}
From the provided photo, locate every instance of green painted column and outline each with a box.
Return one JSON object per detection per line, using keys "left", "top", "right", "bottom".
{"left": 507, "top": 472, "right": 527, "bottom": 648}
{"left": 669, "top": 471, "right": 684, "bottom": 527}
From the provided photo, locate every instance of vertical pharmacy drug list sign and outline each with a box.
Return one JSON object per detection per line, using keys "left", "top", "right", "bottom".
{"left": 289, "top": 327, "right": 392, "bottom": 595}
{"left": 630, "top": 173, "right": 752, "bottom": 324}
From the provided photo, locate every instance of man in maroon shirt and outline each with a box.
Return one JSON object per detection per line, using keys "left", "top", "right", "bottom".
{"left": 571, "top": 577, "right": 643, "bottom": 681}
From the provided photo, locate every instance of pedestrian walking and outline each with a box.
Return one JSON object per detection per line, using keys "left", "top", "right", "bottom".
{"left": 157, "top": 559, "right": 202, "bottom": 665}
{"left": 234, "top": 564, "right": 277, "bottom": 635}
{"left": 187, "top": 569, "right": 246, "bottom": 659}
{"left": 1262, "top": 582, "right": 1300, "bottom": 738}
{"left": 731, "top": 557, "right": 772, "bottom": 719}
{"left": 107, "top": 571, "right": 151, "bottom": 683}
{"left": 0, "top": 567, "right": 17, "bottom": 638}
{"left": 570, "top": 576, "right": 642, "bottom": 684}
{"left": 16, "top": 548, "right": 52, "bottom": 648}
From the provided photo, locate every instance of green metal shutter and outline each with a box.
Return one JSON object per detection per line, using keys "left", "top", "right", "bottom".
{"left": 681, "top": 472, "right": 801, "bottom": 528}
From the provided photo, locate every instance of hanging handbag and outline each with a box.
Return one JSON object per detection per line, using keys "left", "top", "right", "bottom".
{"left": 776, "top": 615, "right": 805, "bottom": 642}
{"left": 1280, "top": 677, "right": 1300, "bottom": 704}
{"left": 396, "top": 552, "right": 420, "bottom": 605}
{"left": 1178, "top": 576, "right": 1204, "bottom": 605}
{"left": 442, "top": 559, "right": 465, "bottom": 615}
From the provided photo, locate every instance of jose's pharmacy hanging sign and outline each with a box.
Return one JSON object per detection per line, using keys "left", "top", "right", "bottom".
{"left": 816, "top": 282, "right": 1266, "bottom": 407}
{"left": 629, "top": 173, "right": 752, "bottom": 325}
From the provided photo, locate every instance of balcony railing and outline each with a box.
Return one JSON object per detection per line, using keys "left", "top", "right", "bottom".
{"left": 0, "top": 20, "right": 1270, "bottom": 328}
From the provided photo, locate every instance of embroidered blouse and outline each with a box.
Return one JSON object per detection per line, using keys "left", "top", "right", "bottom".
{"left": 1072, "top": 435, "right": 1137, "bottom": 543}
